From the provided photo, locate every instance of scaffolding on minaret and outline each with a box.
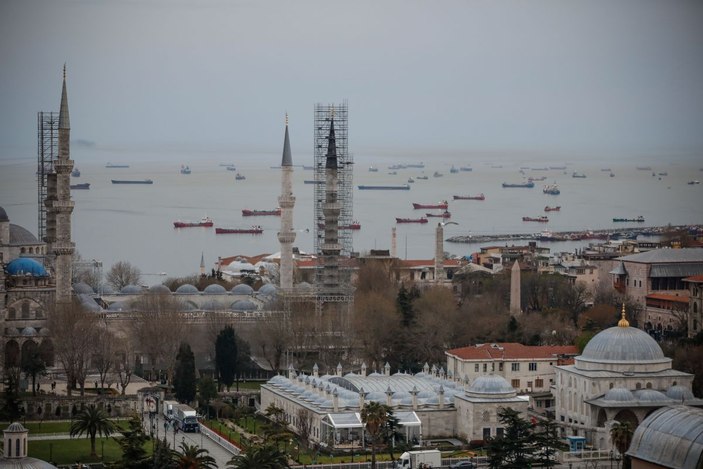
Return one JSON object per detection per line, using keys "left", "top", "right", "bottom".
{"left": 37, "top": 112, "right": 59, "bottom": 243}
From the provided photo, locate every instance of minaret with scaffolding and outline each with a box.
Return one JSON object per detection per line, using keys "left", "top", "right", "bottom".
{"left": 37, "top": 112, "right": 58, "bottom": 243}
{"left": 277, "top": 114, "right": 296, "bottom": 291}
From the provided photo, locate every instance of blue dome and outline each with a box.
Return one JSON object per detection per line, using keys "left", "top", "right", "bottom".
{"left": 6, "top": 258, "right": 48, "bottom": 277}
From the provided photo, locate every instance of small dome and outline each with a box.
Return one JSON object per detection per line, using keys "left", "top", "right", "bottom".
{"left": 72, "top": 282, "right": 94, "bottom": 294}
{"left": 603, "top": 387, "right": 635, "bottom": 402}
{"left": 6, "top": 258, "right": 48, "bottom": 277}
{"left": 203, "top": 284, "right": 227, "bottom": 295}
{"left": 101, "top": 284, "right": 117, "bottom": 294}
{"left": 0, "top": 206, "right": 8, "bottom": 222}
{"left": 467, "top": 375, "right": 516, "bottom": 397}
{"left": 179, "top": 301, "right": 197, "bottom": 311}
{"left": 258, "top": 283, "right": 278, "bottom": 296}
{"left": 580, "top": 325, "right": 665, "bottom": 364}
{"left": 81, "top": 298, "right": 102, "bottom": 312}
{"left": 5, "top": 422, "right": 26, "bottom": 432}
{"left": 633, "top": 389, "right": 672, "bottom": 403}
{"left": 175, "top": 284, "right": 199, "bottom": 294}
{"left": 9, "top": 224, "right": 39, "bottom": 244}
{"left": 202, "top": 300, "right": 224, "bottom": 311}
{"left": 148, "top": 284, "right": 171, "bottom": 294}
{"left": 39, "top": 328, "right": 50, "bottom": 336}
{"left": 21, "top": 327, "right": 38, "bottom": 337}
{"left": 296, "top": 282, "right": 313, "bottom": 292}
{"left": 120, "top": 284, "right": 142, "bottom": 294}
{"left": 230, "top": 299, "right": 257, "bottom": 311}
{"left": 666, "top": 385, "right": 695, "bottom": 401}
{"left": 231, "top": 284, "right": 254, "bottom": 295}
{"left": 107, "top": 301, "right": 130, "bottom": 312}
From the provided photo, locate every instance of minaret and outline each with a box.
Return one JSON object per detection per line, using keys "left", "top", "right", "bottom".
{"left": 435, "top": 223, "right": 444, "bottom": 281}
{"left": 510, "top": 259, "right": 521, "bottom": 316}
{"left": 277, "top": 113, "right": 296, "bottom": 291}
{"left": 199, "top": 252, "right": 205, "bottom": 277}
{"left": 321, "top": 116, "right": 341, "bottom": 293}
{"left": 50, "top": 65, "right": 75, "bottom": 304}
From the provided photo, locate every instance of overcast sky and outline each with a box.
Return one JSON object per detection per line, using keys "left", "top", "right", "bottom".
{"left": 1, "top": 0, "right": 702, "bottom": 158}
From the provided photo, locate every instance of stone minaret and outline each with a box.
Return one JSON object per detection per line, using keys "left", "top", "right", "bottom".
{"left": 277, "top": 114, "right": 296, "bottom": 291}
{"left": 48, "top": 65, "right": 75, "bottom": 304}
{"left": 435, "top": 223, "right": 444, "bottom": 281}
{"left": 321, "top": 117, "right": 341, "bottom": 293}
{"left": 510, "top": 259, "right": 521, "bottom": 315}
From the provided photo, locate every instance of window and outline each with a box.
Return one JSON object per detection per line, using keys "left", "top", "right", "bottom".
{"left": 8, "top": 307, "right": 16, "bottom": 320}
{"left": 535, "top": 379, "right": 544, "bottom": 388}
{"left": 511, "top": 363, "right": 520, "bottom": 372}
{"left": 527, "top": 381, "right": 533, "bottom": 388}
{"left": 511, "top": 379, "right": 520, "bottom": 388}
{"left": 529, "top": 362, "right": 537, "bottom": 371}
{"left": 499, "top": 362, "right": 504, "bottom": 371}
{"left": 496, "top": 427, "right": 504, "bottom": 438}
{"left": 483, "top": 428, "right": 491, "bottom": 439}
{"left": 475, "top": 364, "right": 479, "bottom": 372}
{"left": 21, "top": 301, "right": 30, "bottom": 319}
{"left": 483, "top": 363, "right": 487, "bottom": 372}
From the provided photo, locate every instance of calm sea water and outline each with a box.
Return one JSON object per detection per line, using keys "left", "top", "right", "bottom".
{"left": 1, "top": 146, "right": 701, "bottom": 283}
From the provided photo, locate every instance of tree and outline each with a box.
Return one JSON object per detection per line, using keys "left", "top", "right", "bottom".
{"left": 174, "top": 342, "right": 197, "bottom": 403}
{"left": 151, "top": 436, "right": 175, "bottom": 468}
{"left": 215, "top": 326, "right": 238, "bottom": 391}
{"left": 610, "top": 421, "right": 634, "bottom": 469}
{"left": 227, "top": 443, "right": 290, "bottom": 469}
{"left": 115, "top": 415, "right": 149, "bottom": 469}
{"left": 296, "top": 408, "right": 313, "bottom": 449}
{"left": 534, "top": 419, "right": 566, "bottom": 468}
{"left": 0, "top": 369, "right": 23, "bottom": 420}
{"left": 93, "top": 324, "right": 116, "bottom": 390}
{"left": 20, "top": 346, "right": 46, "bottom": 396}
{"left": 198, "top": 377, "right": 218, "bottom": 419}
{"left": 70, "top": 406, "right": 116, "bottom": 457}
{"left": 175, "top": 442, "right": 217, "bottom": 469}
{"left": 361, "top": 401, "right": 391, "bottom": 469}
{"left": 115, "top": 335, "right": 136, "bottom": 395}
{"left": 486, "top": 407, "right": 536, "bottom": 469}
{"left": 106, "top": 260, "right": 142, "bottom": 290}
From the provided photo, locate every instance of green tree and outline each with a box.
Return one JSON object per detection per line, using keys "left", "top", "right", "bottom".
{"left": 226, "top": 443, "right": 290, "bottom": 469}
{"left": 215, "top": 326, "right": 238, "bottom": 390}
{"left": 486, "top": 407, "right": 536, "bottom": 469}
{"left": 396, "top": 284, "right": 418, "bottom": 327}
{"left": 361, "top": 401, "right": 391, "bottom": 469}
{"left": 21, "top": 347, "right": 46, "bottom": 396}
{"left": 381, "top": 411, "right": 403, "bottom": 461}
{"left": 198, "top": 376, "right": 218, "bottom": 419}
{"left": 0, "top": 369, "right": 23, "bottom": 420}
{"left": 174, "top": 342, "right": 197, "bottom": 403}
{"left": 70, "top": 406, "right": 117, "bottom": 457}
{"left": 175, "top": 442, "right": 217, "bottom": 469}
{"left": 115, "top": 415, "right": 149, "bottom": 469}
{"left": 534, "top": 419, "right": 565, "bottom": 468}
{"left": 152, "top": 436, "right": 175, "bottom": 468}
{"left": 610, "top": 421, "right": 634, "bottom": 469}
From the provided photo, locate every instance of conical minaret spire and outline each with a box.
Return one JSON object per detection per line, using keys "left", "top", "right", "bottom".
{"left": 277, "top": 114, "right": 296, "bottom": 290}
{"left": 59, "top": 64, "right": 70, "bottom": 130}
{"left": 321, "top": 117, "right": 341, "bottom": 293}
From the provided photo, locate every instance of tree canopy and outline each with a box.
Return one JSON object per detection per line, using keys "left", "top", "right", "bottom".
{"left": 215, "top": 325, "right": 238, "bottom": 390}
{"left": 174, "top": 342, "right": 197, "bottom": 403}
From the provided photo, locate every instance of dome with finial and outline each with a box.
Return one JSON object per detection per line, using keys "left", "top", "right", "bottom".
{"left": 577, "top": 304, "right": 669, "bottom": 372}
{"left": 1, "top": 421, "right": 58, "bottom": 468}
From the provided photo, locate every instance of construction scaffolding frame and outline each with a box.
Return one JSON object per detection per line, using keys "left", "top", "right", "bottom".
{"left": 37, "top": 111, "right": 59, "bottom": 242}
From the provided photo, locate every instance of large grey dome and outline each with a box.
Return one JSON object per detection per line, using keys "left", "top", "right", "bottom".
{"left": 258, "top": 283, "right": 278, "bottom": 296}
{"left": 72, "top": 282, "right": 94, "bottom": 294}
{"left": 175, "top": 284, "right": 199, "bottom": 294}
{"left": 579, "top": 325, "right": 665, "bottom": 364}
{"left": 120, "top": 284, "right": 142, "bottom": 294}
{"left": 230, "top": 299, "right": 257, "bottom": 311}
{"left": 603, "top": 387, "right": 635, "bottom": 402}
{"left": 148, "top": 284, "right": 171, "bottom": 294}
{"left": 466, "top": 375, "right": 516, "bottom": 398}
{"left": 203, "top": 284, "right": 227, "bottom": 295}
{"left": 666, "top": 385, "right": 695, "bottom": 401}
{"left": 231, "top": 284, "right": 254, "bottom": 295}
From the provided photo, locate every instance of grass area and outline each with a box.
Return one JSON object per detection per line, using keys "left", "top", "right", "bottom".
{"left": 21, "top": 419, "right": 131, "bottom": 434}
{"left": 28, "top": 437, "right": 152, "bottom": 465}
{"left": 229, "top": 381, "right": 261, "bottom": 391}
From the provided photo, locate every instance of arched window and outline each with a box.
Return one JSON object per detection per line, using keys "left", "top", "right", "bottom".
{"left": 7, "top": 438, "right": 12, "bottom": 457}
{"left": 28, "top": 247, "right": 33, "bottom": 254}
{"left": 636, "top": 382, "right": 642, "bottom": 390}
{"left": 8, "top": 307, "right": 16, "bottom": 320}
{"left": 20, "top": 247, "right": 26, "bottom": 254}
{"left": 21, "top": 301, "right": 30, "bottom": 319}
{"left": 646, "top": 382, "right": 652, "bottom": 389}
{"left": 609, "top": 382, "right": 614, "bottom": 389}
{"left": 15, "top": 438, "right": 19, "bottom": 457}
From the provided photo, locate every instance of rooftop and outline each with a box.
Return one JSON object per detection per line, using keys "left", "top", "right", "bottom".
{"left": 446, "top": 342, "right": 578, "bottom": 361}
{"left": 617, "top": 248, "right": 703, "bottom": 264}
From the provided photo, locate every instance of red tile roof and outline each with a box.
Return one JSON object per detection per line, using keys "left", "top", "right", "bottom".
{"left": 646, "top": 293, "right": 689, "bottom": 303}
{"left": 399, "top": 259, "right": 463, "bottom": 268}
{"left": 684, "top": 275, "right": 703, "bottom": 283}
{"left": 447, "top": 342, "right": 578, "bottom": 360}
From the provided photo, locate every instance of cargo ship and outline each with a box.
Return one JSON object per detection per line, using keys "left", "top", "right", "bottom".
{"left": 613, "top": 216, "right": 645, "bottom": 222}
{"left": 71, "top": 168, "right": 81, "bottom": 177}
{"left": 544, "top": 206, "right": 561, "bottom": 212}
{"left": 453, "top": 193, "right": 485, "bottom": 200}
{"left": 215, "top": 226, "right": 263, "bottom": 234}
{"left": 502, "top": 181, "right": 535, "bottom": 188}
{"left": 111, "top": 179, "right": 153, "bottom": 184}
{"left": 304, "top": 180, "right": 323, "bottom": 185}
{"left": 319, "top": 222, "right": 361, "bottom": 230}
{"left": 173, "top": 216, "right": 213, "bottom": 228}
{"left": 235, "top": 173, "right": 246, "bottom": 180}
{"left": 180, "top": 165, "right": 191, "bottom": 174}
{"left": 358, "top": 184, "right": 410, "bottom": 190}
{"left": 70, "top": 183, "right": 90, "bottom": 190}
{"left": 426, "top": 211, "right": 451, "bottom": 218}
{"left": 242, "top": 208, "right": 281, "bottom": 216}
{"left": 523, "top": 216, "right": 549, "bottom": 222}
{"left": 413, "top": 201, "right": 448, "bottom": 209}
{"left": 543, "top": 184, "right": 560, "bottom": 195}
{"left": 396, "top": 217, "right": 428, "bottom": 224}
{"left": 459, "top": 166, "right": 473, "bottom": 172}
{"left": 106, "top": 163, "right": 130, "bottom": 168}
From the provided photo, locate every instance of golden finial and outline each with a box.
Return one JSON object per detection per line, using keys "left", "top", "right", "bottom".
{"left": 285, "top": 112, "right": 288, "bottom": 126}
{"left": 618, "top": 303, "right": 630, "bottom": 327}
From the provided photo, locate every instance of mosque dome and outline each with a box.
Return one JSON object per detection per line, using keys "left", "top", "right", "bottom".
{"left": 0, "top": 206, "right": 8, "bottom": 222}
{"left": 73, "top": 282, "right": 94, "bottom": 294}
{"left": 296, "top": 282, "right": 313, "bottom": 292}
{"left": 603, "top": 387, "right": 635, "bottom": 402}
{"left": 6, "top": 258, "right": 48, "bottom": 277}
{"left": 1, "top": 422, "right": 58, "bottom": 468}
{"left": 148, "top": 284, "right": 171, "bottom": 294}
{"left": 120, "top": 284, "right": 142, "bottom": 294}
{"left": 666, "top": 385, "right": 695, "bottom": 401}
{"left": 231, "top": 284, "right": 254, "bottom": 295}
{"left": 258, "top": 283, "right": 278, "bottom": 296}
{"left": 9, "top": 225, "right": 39, "bottom": 244}
{"left": 21, "top": 327, "right": 38, "bottom": 337}
{"left": 203, "top": 284, "right": 227, "bottom": 295}
{"left": 230, "top": 299, "right": 257, "bottom": 311}
{"left": 633, "top": 389, "right": 672, "bottom": 403}
{"left": 466, "top": 375, "right": 516, "bottom": 398}
{"left": 175, "top": 284, "right": 199, "bottom": 294}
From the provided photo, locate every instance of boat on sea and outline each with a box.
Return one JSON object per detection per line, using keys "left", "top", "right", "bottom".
{"left": 536, "top": 229, "right": 563, "bottom": 241}
{"left": 215, "top": 226, "right": 263, "bottom": 234}
{"left": 416, "top": 175, "right": 429, "bottom": 180}
{"left": 529, "top": 176, "right": 547, "bottom": 182}
{"left": 106, "top": 163, "right": 130, "bottom": 168}
{"left": 636, "top": 166, "right": 652, "bottom": 171}
{"left": 302, "top": 165, "right": 314, "bottom": 170}
{"left": 368, "top": 166, "right": 379, "bottom": 172}
{"left": 235, "top": 173, "right": 246, "bottom": 180}
{"left": 658, "top": 172, "right": 668, "bottom": 176}
{"left": 502, "top": 181, "right": 535, "bottom": 188}
{"left": 601, "top": 168, "right": 612, "bottom": 172}
{"left": 610, "top": 172, "right": 615, "bottom": 177}
{"left": 613, "top": 216, "right": 645, "bottom": 222}
{"left": 523, "top": 216, "right": 549, "bottom": 222}
{"left": 426, "top": 211, "right": 451, "bottom": 218}
{"left": 225, "top": 165, "right": 237, "bottom": 171}
{"left": 388, "top": 164, "right": 407, "bottom": 170}
{"left": 180, "top": 165, "right": 191, "bottom": 174}
{"left": 388, "top": 171, "right": 397, "bottom": 175}
{"left": 549, "top": 166, "right": 567, "bottom": 170}
{"left": 688, "top": 180, "right": 701, "bottom": 185}
{"left": 453, "top": 193, "right": 485, "bottom": 200}
{"left": 304, "top": 180, "right": 323, "bottom": 185}
{"left": 395, "top": 217, "right": 428, "bottom": 224}
{"left": 357, "top": 184, "right": 410, "bottom": 190}
{"left": 242, "top": 208, "right": 281, "bottom": 216}
{"left": 111, "top": 179, "right": 153, "bottom": 184}
{"left": 543, "top": 184, "right": 560, "bottom": 195}
{"left": 406, "top": 163, "right": 425, "bottom": 169}
{"left": 544, "top": 206, "right": 561, "bottom": 212}
{"left": 70, "top": 183, "right": 90, "bottom": 190}
{"left": 433, "top": 171, "right": 443, "bottom": 177}
{"left": 450, "top": 166, "right": 459, "bottom": 174}
{"left": 412, "top": 200, "right": 449, "bottom": 209}
{"left": 572, "top": 172, "right": 586, "bottom": 178}
{"left": 459, "top": 166, "right": 473, "bottom": 172}
{"left": 408, "top": 177, "right": 415, "bottom": 183}
{"left": 71, "top": 168, "right": 81, "bottom": 177}
{"left": 173, "top": 216, "right": 214, "bottom": 228}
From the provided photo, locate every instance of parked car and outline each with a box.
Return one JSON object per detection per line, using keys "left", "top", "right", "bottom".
{"left": 450, "top": 461, "right": 476, "bottom": 469}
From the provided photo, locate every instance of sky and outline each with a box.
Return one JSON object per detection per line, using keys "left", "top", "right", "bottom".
{"left": 1, "top": 0, "right": 703, "bottom": 159}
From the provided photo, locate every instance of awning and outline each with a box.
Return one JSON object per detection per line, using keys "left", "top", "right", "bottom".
{"left": 323, "top": 413, "right": 363, "bottom": 429}
{"left": 650, "top": 263, "right": 703, "bottom": 278}
{"left": 394, "top": 411, "right": 421, "bottom": 427}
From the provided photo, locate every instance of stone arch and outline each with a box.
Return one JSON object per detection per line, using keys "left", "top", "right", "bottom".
{"left": 55, "top": 406, "right": 61, "bottom": 417}
{"left": 635, "top": 382, "right": 642, "bottom": 390}
{"left": 36, "top": 406, "right": 42, "bottom": 416}
{"left": 5, "top": 340, "right": 20, "bottom": 368}
{"left": 614, "top": 409, "right": 638, "bottom": 427}
{"left": 646, "top": 382, "right": 652, "bottom": 389}
{"left": 21, "top": 340, "right": 38, "bottom": 368}
{"left": 39, "top": 339, "right": 55, "bottom": 367}
{"left": 7, "top": 306, "right": 16, "bottom": 319}
{"left": 597, "top": 409, "right": 607, "bottom": 427}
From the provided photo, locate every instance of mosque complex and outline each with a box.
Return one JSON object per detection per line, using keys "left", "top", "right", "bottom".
{"left": 1, "top": 68, "right": 702, "bottom": 466}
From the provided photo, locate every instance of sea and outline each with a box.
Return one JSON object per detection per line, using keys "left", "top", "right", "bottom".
{"left": 1, "top": 145, "right": 701, "bottom": 284}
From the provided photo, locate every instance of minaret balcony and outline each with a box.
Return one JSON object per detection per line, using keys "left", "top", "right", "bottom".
{"left": 323, "top": 204, "right": 342, "bottom": 214}
{"left": 277, "top": 231, "right": 297, "bottom": 243}
{"left": 53, "top": 242, "right": 75, "bottom": 255}
{"left": 278, "top": 198, "right": 295, "bottom": 209}
{"left": 54, "top": 159, "right": 74, "bottom": 173}
{"left": 321, "top": 244, "right": 341, "bottom": 253}
{"left": 52, "top": 200, "right": 75, "bottom": 212}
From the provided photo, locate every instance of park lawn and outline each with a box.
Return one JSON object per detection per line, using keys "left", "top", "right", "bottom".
{"left": 28, "top": 436, "right": 150, "bottom": 464}
{"left": 22, "top": 419, "right": 131, "bottom": 434}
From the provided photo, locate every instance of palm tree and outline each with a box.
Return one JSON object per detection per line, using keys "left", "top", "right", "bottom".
{"left": 174, "top": 442, "right": 217, "bottom": 469}
{"left": 610, "top": 421, "right": 634, "bottom": 468}
{"left": 361, "top": 401, "right": 391, "bottom": 469}
{"left": 69, "top": 406, "right": 116, "bottom": 457}
{"left": 227, "top": 443, "right": 290, "bottom": 469}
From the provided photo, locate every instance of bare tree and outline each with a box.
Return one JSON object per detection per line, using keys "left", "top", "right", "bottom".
{"left": 48, "top": 299, "right": 99, "bottom": 396}
{"left": 296, "top": 408, "right": 314, "bottom": 448}
{"left": 252, "top": 309, "right": 291, "bottom": 373}
{"left": 106, "top": 261, "right": 142, "bottom": 291}
{"left": 92, "top": 323, "right": 116, "bottom": 389}
{"left": 114, "top": 333, "right": 136, "bottom": 395}
{"left": 72, "top": 251, "right": 102, "bottom": 291}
